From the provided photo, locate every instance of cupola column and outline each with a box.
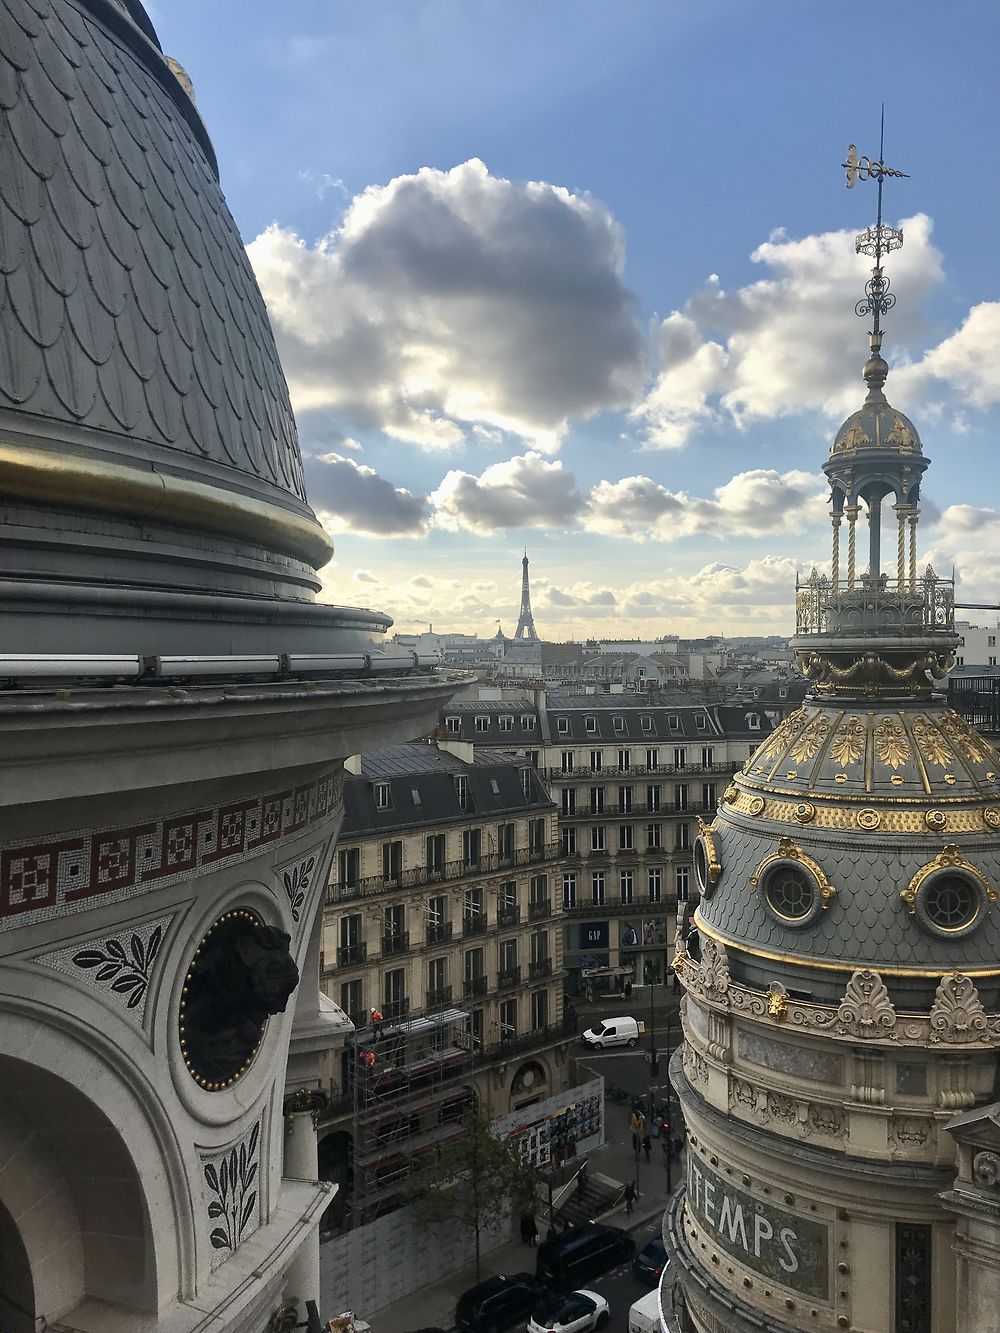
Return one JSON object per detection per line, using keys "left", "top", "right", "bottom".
{"left": 868, "top": 495, "right": 882, "bottom": 579}
{"left": 909, "top": 509, "right": 919, "bottom": 590}
{"left": 831, "top": 514, "right": 842, "bottom": 588}
{"left": 894, "top": 503, "right": 909, "bottom": 586}
{"left": 846, "top": 505, "right": 859, "bottom": 589}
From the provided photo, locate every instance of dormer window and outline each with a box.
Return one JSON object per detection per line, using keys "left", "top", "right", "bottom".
{"left": 411, "top": 787, "right": 422, "bottom": 806}
{"left": 455, "top": 775, "right": 468, "bottom": 810}
{"left": 490, "top": 778, "right": 501, "bottom": 795}
{"left": 585, "top": 716, "right": 597, "bottom": 733}
{"left": 499, "top": 715, "right": 513, "bottom": 732}
{"left": 475, "top": 716, "right": 489, "bottom": 732}
{"left": 557, "top": 718, "right": 569, "bottom": 735}
{"left": 375, "top": 783, "right": 392, "bottom": 810}
{"left": 612, "top": 716, "right": 625, "bottom": 733}
{"left": 668, "top": 715, "right": 680, "bottom": 730}
{"left": 640, "top": 716, "right": 653, "bottom": 732}
{"left": 521, "top": 715, "right": 536, "bottom": 730}
{"left": 445, "top": 715, "right": 460, "bottom": 733}
{"left": 747, "top": 712, "right": 762, "bottom": 731}
{"left": 696, "top": 715, "right": 708, "bottom": 730}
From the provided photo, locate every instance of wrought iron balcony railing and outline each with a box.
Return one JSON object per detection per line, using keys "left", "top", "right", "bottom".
{"left": 425, "top": 920, "right": 453, "bottom": 946}
{"left": 426, "top": 985, "right": 453, "bottom": 1008}
{"left": 529, "top": 956, "right": 552, "bottom": 980}
{"left": 498, "top": 966, "right": 522, "bottom": 991}
{"left": 794, "top": 570, "right": 955, "bottom": 637}
{"left": 381, "top": 932, "right": 409, "bottom": 957}
{"left": 327, "top": 842, "right": 564, "bottom": 903}
{"left": 462, "top": 915, "right": 487, "bottom": 937}
{"left": 546, "top": 760, "right": 740, "bottom": 781}
{"left": 497, "top": 905, "right": 521, "bottom": 929}
{"left": 463, "top": 975, "right": 488, "bottom": 998}
{"left": 528, "top": 898, "right": 552, "bottom": 920}
{"left": 337, "top": 942, "right": 367, "bottom": 967}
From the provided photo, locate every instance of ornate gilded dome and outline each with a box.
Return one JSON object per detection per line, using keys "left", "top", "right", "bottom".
{"left": 829, "top": 351, "right": 922, "bottom": 458}
{"left": 0, "top": 0, "right": 329, "bottom": 572}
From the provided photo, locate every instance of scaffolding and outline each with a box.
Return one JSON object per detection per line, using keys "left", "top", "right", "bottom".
{"left": 348, "top": 1004, "right": 477, "bottom": 1228}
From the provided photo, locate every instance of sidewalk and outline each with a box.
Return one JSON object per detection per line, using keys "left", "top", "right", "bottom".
{"left": 368, "top": 1106, "right": 684, "bottom": 1333}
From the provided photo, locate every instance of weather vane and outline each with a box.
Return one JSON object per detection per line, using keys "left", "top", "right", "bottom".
{"left": 841, "top": 106, "right": 908, "bottom": 351}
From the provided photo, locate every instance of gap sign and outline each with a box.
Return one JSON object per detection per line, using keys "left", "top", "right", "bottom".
{"left": 686, "top": 1156, "right": 830, "bottom": 1299}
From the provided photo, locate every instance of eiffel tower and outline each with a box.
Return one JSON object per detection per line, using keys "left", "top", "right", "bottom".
{"left": 513, "top": 550, "right": 539, "bottom": 641}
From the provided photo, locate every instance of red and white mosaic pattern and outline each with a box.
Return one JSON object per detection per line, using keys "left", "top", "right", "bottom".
{"left": 0, "top": 771, "right": 342, "bottom": 932}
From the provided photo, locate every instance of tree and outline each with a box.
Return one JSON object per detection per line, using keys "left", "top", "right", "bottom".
{"left": 410, "top": 1108, "right": 535, "bottom": 1283}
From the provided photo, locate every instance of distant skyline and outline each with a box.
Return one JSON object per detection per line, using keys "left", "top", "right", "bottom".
{"left": 155, "top": 1, "right": 1000, "bottom": 639}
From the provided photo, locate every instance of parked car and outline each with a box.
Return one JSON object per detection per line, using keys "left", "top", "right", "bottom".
{"left": 528, "top": 1289, "right": 610, "bottom": 1333}
{"left": 627, "top": 1288, "right": 662, "bottom": 1333}
{"left": 580, "top": 1017, "right": 645, "bottom": 1049}
{"left": 632, "top": 1236, "right": 668, "bottom": 1285}
{"left": 536, "top": 1224, "right": 636, "bottom": 1289}
{"left": 455, "top": 1273, "right": 550, "bottom": 1333}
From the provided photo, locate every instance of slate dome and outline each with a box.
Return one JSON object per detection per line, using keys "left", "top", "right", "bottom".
{"left": 0, "top": 0, "right": 330, "bottom": 572}
{"left": 828, "top": 351, "right": 922, "bottom": 459}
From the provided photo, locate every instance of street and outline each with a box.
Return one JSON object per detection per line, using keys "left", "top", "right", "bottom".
{"left": 587, "top": 1215, "right": 666, "bottom": 1333}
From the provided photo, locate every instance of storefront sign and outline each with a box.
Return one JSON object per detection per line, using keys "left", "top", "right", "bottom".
{"left": 686, "top": 1156, "right": 829, "bottom": 1299}
{"left": 579, "top": 921, "right": 609, "bottom": 949}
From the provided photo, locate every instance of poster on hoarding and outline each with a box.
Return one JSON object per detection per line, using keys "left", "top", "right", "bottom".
{"left": 491, "top": 1078, "right": 605, "bottom": 1169}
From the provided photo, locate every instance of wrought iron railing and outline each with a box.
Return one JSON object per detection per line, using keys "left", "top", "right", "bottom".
{"left": 425, "top": 921, "right": 453, "bottom": 946}
{"left": 337, "top": 942, "right": 367, "bottom": 967}
{"left": 381, "top": 932, "right": 409, "bottom": 957}
{"left": 794, "top": 570, "right": 955, "bottom": 637}
{"left": 559, "top": 801, "right": 714, "bottom": 819}
{"left": 327, "top": 842, "right": 564, "bottom": 903}
{"left": 462, "top": 915, "right": 487, "bottom": 937}
{"left": 529, "top": 957, "right": 552, "bottom": 980}
{"left": 463, "top": 975, "right": 488, "bottom": 998}
{"left": 528, "top": 898, "right": 552, "bottom": 920}
{"left": 426, "top": 985, "right": 453, "bottom": 1008}
{"left": 498, "top": 967, "right": 522, "bottom": 991}
{"left": 547, "top": 761, "right": 739, "bottom": 781}
{"left": 497, "top": 905, "right": 521, "bottom": 929}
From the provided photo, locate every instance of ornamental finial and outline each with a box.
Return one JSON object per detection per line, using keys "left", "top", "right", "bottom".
{"left": 841, "top": 106, "right": 908, "bottom": 357}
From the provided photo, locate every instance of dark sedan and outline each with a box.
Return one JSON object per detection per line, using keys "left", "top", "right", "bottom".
{"left": 632, "top": 1237, "right": 668, "bottom": 1286}
{"left": 455, "top": 1272, "right": 550, "bottom": 1333}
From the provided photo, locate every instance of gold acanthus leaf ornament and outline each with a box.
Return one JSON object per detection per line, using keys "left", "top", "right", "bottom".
{"left": 911, "top": 716, "right": 953, "bottom": 768}
{"left": 829, "top": 715, "right": 867, "bottom": 767}
{"left": 790, "top": 715, "right": 832, "bottom": 764}
{"left": 874, "top": 716, "right": 912, "bottom": 769}
{"left": 760, "top": 708, "right": 807, "bottom": 761}
{"left": 940, "top": 709, "right": 995, "bottom": 767}
{"left": 885, "top": 415, "right": 916, "bottom": 453}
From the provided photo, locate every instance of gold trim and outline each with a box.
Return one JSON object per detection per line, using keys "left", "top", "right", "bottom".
{"left": 0, "top": 442, "right": 333, "bottom": 568}
{"left": 695, "top": 817, "right": 722, "bottom": 888}
{"left": 694, "top": 911, "right": 1000, "bottom": 978}
{"left": 900, "top": 845, "right": 998, "bottom": 916}
{"left": 725, "top": 787, "right": 997, "bottom": 834}
{"left": 747, "top": 835, "right": 837, "bottom": 908}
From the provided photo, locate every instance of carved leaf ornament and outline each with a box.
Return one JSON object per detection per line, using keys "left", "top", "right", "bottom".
{"left": 72, "top": 926, "right": 163, "bottom": 1009}
{"left": 205, "top": 1120, "right": 260, "bottom": 1251}
{"left": 837, "top": 969, "right": 897, "bottom": 1038}
{"left": 929, "top": 973, "right": 988, "bottom": 1044}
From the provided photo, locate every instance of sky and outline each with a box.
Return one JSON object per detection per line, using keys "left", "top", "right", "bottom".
{"left": 152, "top": 0, "right": 1000, "bottom": 641}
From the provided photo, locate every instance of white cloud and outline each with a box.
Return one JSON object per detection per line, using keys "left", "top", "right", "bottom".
{"left": 249, "top": 159, "right": 645, "bottom": 453}
{"left": 903, "top": 302, "right": 1000, "bottom": 409}
{"left": 430, "top": 452, "right": 586, "bottom": 533}
{"left": 634, "top": 215, "right": 945, "bottom": 448}
{"left": 305, "top": 452, "right": 430, "bottom": 537}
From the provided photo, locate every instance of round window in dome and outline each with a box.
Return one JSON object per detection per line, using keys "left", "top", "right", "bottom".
{"left": 762, "top": 865, "right": 817, "bottom": 925}
{"left": 693, "top": 822, "right": 722, "bottom": 897}
{"left": 912, "top": 871, "right": 984, "bottom": 939}
{"left": 694, "top": 839, "right": 710, "bottom": 894}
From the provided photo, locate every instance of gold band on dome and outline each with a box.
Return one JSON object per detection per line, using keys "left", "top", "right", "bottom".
{"left": 0, "top": 441, "right": 334, "bottom": 569}
{"left": 724, "top": 786, "right": 1000, "bottom": 834}
{"left": 694, "top": 911, "right": 1000, "bottom": 978}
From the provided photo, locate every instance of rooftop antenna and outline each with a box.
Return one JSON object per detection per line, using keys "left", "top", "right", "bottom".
{"left": 842, "top": 104, "right": 909, "bottom": 354}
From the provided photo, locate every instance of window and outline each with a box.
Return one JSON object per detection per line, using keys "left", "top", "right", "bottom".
{"left": 475, "top": 715, "right": 489, "bottom": 732}
{"left": 467, "top": 1007, "right": 484, "bottom": 1047}
{"left": 426, "top": 833, "right": 446, "bottom": 873}
{"left": 779, "top": 687, "right": 788, "bottom": 699}
{"left": 702, "top": 783, "right": 717, "bottom": 810}
{"left": 591, "top": 871, "right": 606, "bottom": 905}
{"left": 590, "top": 749, "right": 604, "bottom": 771}
{"left": 463, "top": 827, "right": 481, "bottom": 867}
{"left": 381, "top": 840, "right": 402, "bottom": 883}
{"left": 990, "top": 636, "right": 997, "bottom": 648}
{"left": 445, "top": 715, "right": 460, "bottom": 733}
{"left": 557, "top": 717, "right": 570, "bottom": 735}
{"left": 747, "top": 713, "right": 762, "bottom": 731}
{"left": 991, "top": 657, "right": 998, "bottom": 667}
{"left": 585, "top": 715, "right": 597, "bottom": 733}
{"left": 500, "top": 937, "right": 518, "bottom": 974}
{"left": 676, "top": 866, "right": 689, "bottom": 901}
{"left": 521, "top": 767, "right": 533, "bottom": 799}
{"left": 529, "top": 817, "right": 545, "bottom": 855}
{"left": 590, "top": 786, "right": 605, "bottom": 814}
{"left": 500, "top": 998, "right": 517, "bottom": 1040}
{"left": 410, "top": 787, "right": 422, "bottom": 807}
{"left": 427, "top": 894, "right": 448, "bottom": 936}
{"left": 641, "top": 715, "right": 654, "bottom": 733}
{"left": 646, "top": 747, "right": 659, "bottom": 770}
{"left": 375, "top": 782, "right": 392, "bottom": 810}
{"left": 339, "top": 847, "right": 360, "bottom": 890}
{"left": 561, "top": 750, "right": 575, "bottom": 773}
{"left": 619, "top": 870, "right": 634, "bottom": 903}
{"left": 497, "top": 822, "right": 515, "bottom": 863}
{"left": 561, "top": 787, "right": 577, "bottom": 816}
{"left": 498, "top": 880, "right": 518, "bottom": 927}
{"left": 702, "top": 746, "right": 714, "bottom": 767}
{"left": 647, "top": 823, "right": 661, "bottom": 850}
{"left": 530, "top": 873, "right": 548, "bottom": 905}
{"left": 676, "top": 821, "right": 690, "bottom": 850}
{"left": 696, "top": 715, "right": 708, "bottom": 730}
{"left": 428, "top": 955, "right": 448, "bottom": 998}
{"left": 464, "top": 947, "right": 485, "bottom": 991}
{"left": 619, "top": 824, "right": 634, "bottom": 851}
{"left": 561, "top": 826, "right": 577, "bottom": 855}
{"left": 613, "top": 715, "right": 625, "bottom": 733}
{"left": 673, "top": 746, "right": 687, "bottom": 769}
{"left": 490, "top": 778, "right": 500, "bottom": 796}
{"left": 499, "top": 714, "right": 513, "bottom": 732}
{"left": 383, "top": 902, "right": 404, "bottom": 939}
{"left": 383, "top": 967, "right": 405, "bottom": 1007}
{"left": 618, "top": 749, "right": 631, "bottom": 771}
{"left": 339, "top": 914, "right": 363, "bottom": 965}
{"left": 455, "top": 774, "right": 468, "bottom": 811}
{"left": 647, "top": 784, "right": 661, "bottom": 812}
{"left": 531, "top": 989, "right": 549, "bottom": 1031}
{"left": 591, "top": 825, "right": 606, "bottom": 852}
{"left": 464, "top": 888, "right": 484, "bottom": 926}
{"left": 668, "top": 715, "right": 680, "bottom": 731}
{"left": 340, "top": 978, "right": 363, "bottom": 1022}
{"left": 618, "top": 785, "right": 633, "bottom": 813}
{"left": 763, "top": 865, "right": 816, "bottom": 922}
{"left": 675, "top": 784, "right": 689, "bottom": 812}
{"left": 648, "top": 868, "right": 662, "bottom": 903}
{"left": 562, "top": 873, "right": 577, "bottom": 908}
{"left": 521, "top": 714, "right": 536, "bottom": 730}
{"left": 530, "top": 929, "right": 549, "bottom": 963}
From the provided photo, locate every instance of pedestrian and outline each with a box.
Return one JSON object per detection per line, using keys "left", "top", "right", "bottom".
{"left": 624, "top": 979, "right": 632, "bottom": 999}
{"left": 520, "top": 1212, "right": 532, "bottom": 1245}
{"left": 526, "top": 1213, "right": 538, "bottom": 1246}
{"left": 642, "top": 1132, "right": 651, "bottom": 1163}
{"left": 624, "top": 1181, "right": 636, "bottom": 1216}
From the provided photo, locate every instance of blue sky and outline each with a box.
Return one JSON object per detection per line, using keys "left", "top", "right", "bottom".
{"left": 154, "top": 0, "right": 1000, "bottom": 639}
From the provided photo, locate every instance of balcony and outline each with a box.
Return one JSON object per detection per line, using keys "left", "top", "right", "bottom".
{"left": 463, "top": 914, "right": 487, "bottom": 938}
{"left": 561, "top": 892, "right": 679, "bottom": 918}
{"left": 464, "top": 975, "right": 488, "bottom": 999}
{"left": 381, "top": 997, "right": 410, "bottom": 1021}
{"left": 497, "top": 904, "right": 521, "bottom": 929}
{"left": 794, "top": 570, "right": 955, "bottom": 638}
{"left": 426, "top": 921, "right": 453, "bottom": 946}
{"left": 529, "top": 957, "right": 552, "bottom": 980}
{"left": 560, "top": 801, "right": 718, "bottom": 820}
{"left": 327, "top": 841, "right": 565, "bottom": 903}
{"left": 547, "top": 761, "right": 738, "bottom": 782}
{"left": 498, "top": 967, "right": 522, "bottom": 991}
{"left": 337, "top": 941, "right": 367, "bottom": 967}
{"left": 426, "top": 985, "right": 453, "bottom": 1008}
{"left": 381, "top": 932, "right": 410, "bottom": 957}
{"left": 528, "top": 898, "right": 551, "bottom": 921}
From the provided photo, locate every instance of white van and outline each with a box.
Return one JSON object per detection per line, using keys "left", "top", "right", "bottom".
{"left": 581, "top": 1016, "right": 645, "bottom": 1049}
{"left": 628, "top": 1287, "right": 662, "bottom": 1333}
